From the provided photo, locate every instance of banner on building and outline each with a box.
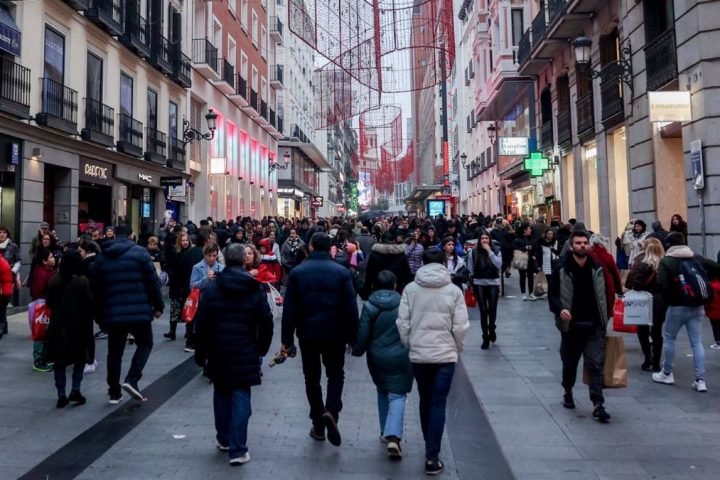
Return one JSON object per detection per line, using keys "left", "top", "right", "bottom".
{"left": 648, "top": 91, "right": 692, "bottom": 122}
{"left": 498, "top": 137, "right": 529, "bottom": 156}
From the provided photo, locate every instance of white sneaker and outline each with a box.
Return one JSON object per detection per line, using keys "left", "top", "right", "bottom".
{"left": 710, "top": 343, "right": 720, "bottom": 350}
{"left": 692, "top": 380, "right": 708, "bottom": 392}
{"left": 229, "top": 452, "right": 251, "bottom": 465}
{"left": 216, "top": 441, "right": 229, "bottom": 452}
{"left": 522, "top": 295, "right": 529, "bottom": 301}
{"left": 528, "top": 294, "right": 537, "bottom": 301}
{"left": 652, "top": 371, "right": 675, "bottom": 385}
{"left": 83, "top": 360, "right": 98, "bottom": 374}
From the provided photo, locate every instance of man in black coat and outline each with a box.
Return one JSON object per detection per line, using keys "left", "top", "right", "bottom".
{"left": 281, "top": 232, "right": 359, "bottom": 447}
{"left": 91, "top": 225, "right": 163, "bottom": 404}
{"left": 194, "top": 244, "right": 273, "bottom": 466}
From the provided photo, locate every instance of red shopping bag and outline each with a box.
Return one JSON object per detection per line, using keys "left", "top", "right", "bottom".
{"left": 31, "top": 302, "right": 52, "bottom": 341}
{"left": 704, "top": 280, "right": 720, "bottom": 320}
{"left": 612, "top": 297, "right": 638, "bottom": 333}
{"left": 181, "top": 288, "right": 200, "bottom": 323}
{"left": 465, "top": 286, "right": 477, "bottom": 308}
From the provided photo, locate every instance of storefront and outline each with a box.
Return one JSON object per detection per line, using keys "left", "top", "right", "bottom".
{"left": 277, "top": 186, "right": 305, "bottom": 218}
{"left": 582, "top": 142, "right": 600, "bottom": 233}
{"left": 0, "top": 134, "right": 21, "bottom": 235}
{"left": 78, "top": 157, "right": 113, "bottom": 234}
{"left": 114, "top": 163, "right": 165, "bottom": 240}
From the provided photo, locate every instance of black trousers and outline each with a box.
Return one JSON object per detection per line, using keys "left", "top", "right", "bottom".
{"left": 106, "top": 322, "right": 154, "bottom": 396}
{"left": 474, "top": 284, "right": 499, "bottom": 340}
{"left": 299, "top": 339, "right": 346, "bottom": 426}
{"left": 518, "top": 269, "right": 534, "bottom": 294}
{"left": 712, "top": 319, "right": 720, "bottom": 343}
{"left": 0, "top": 295, "right": 9, "bottom": 336}
{"left": 560, "top": 327, "right": 605, "bottom": 405}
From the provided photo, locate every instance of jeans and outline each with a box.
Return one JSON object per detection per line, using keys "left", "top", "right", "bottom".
{"left": 106, "top": 322, "right": 154, "bottom": 396}
{"left": 54, "top": 363, "right": 85, "bottom": 396}
{"left": 299, "top": 339, "right": 346, "bottom": 426}
{"left": 412, "top": 363, "right": 455, "bottom": 461}
{"left": 377, "top": 389, "right": 406, "bottom": 439}
{"left": 662, "top": 306, "right": 705, "bottom": 380}
{"left": 518, "top": 269, "right": 534, "bottom": 294}
{"left": 214, "top": 386, "right": 252, "bottom": 458}
{"left": 474, "top": 285, "right": 499, "bottom": 340}
{"left": 560, "top": 327, "right": 605, "bottom": 404}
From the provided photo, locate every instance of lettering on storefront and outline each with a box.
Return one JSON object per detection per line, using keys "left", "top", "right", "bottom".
{"left": 138, "top": 173, "right": 153, "bottom": 183}
{"left": 79, "top": 158, "right": 114, "bottom": 186}
{"left": 498, "top": 137, "right": 529, "bottom": 156}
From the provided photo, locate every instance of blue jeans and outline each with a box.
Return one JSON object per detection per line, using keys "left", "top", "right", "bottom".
{"left": 377, "top": 389, "right": 406, "bottom": 439}
{"left": 412, "top": 363, "right": 455, "bottom": 461}
{"left": 213, "top": 386, "right": 252, "bottom": 458}
{"left": 663, "top": 306, "right": 705, "bottom": 380}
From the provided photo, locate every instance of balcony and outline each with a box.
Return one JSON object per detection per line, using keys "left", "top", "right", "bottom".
{"left": 531, "top": 8, "right": 548, "bottom": 46}
{"left": 517, "top": 29, "right": 533, "bottom": 67}
{"left": 556, "top": 106, "right": 572, "bottom": 148}
{"left": 270, "top": 16, "right": 283, "bottom": 43}
{"left": 144, "top": 127, "right": 167, "bottom": 164}
{"left": 539, "top": 120, "right": 554, "bottom": 152}
{"left": 63, "top": 0, "right": 89, "bottom": 11}
{"left": 192, "top": 38, "right": 219, "bottom": 80}
{"left": 576, "top": 92, "right": 594, "bottom": 142}
{"left": 150, "top": 34, "right": 173, "bottom": 75}
{"left": 120, "top": 8, "right": 150, "bottom": 58}
{"left": 277, "top": 115, "right": 284, "bottom": 136}
{"left": 213, "top": 58, "right": 235, "bottom": 95}
{"left": 645, "top": 29, "right": 678, "bottom": 92}
{"left": 248, "top": 88, "right": 259, "bottom": 114}
{"left": 229, "top": 74, "right": 248, "bottom": 107}
{"left": 0, "top": 57, "right": 30, "bottom": 118}
{"left": 117, "top": 113, "right": 143, "bottom": 158}
{"left": 167, "top": 137, "right": 186, "bottom": 171}
{"left": 170, "top": 47, "right": 192, "bottom": 88}
{"left": 270, "top": 64, "right": 284, "bottom": 89}
{"left": 288, "top": 124, "right": 310, "bottom": 143}
{"left": 85, "top": 0, "right": 123, "bottom": 37}
{"left": 257, "top": 99, "right": 269, "bottom": 126}
{"left": 36, "top": 78, "right": 78, "bottom": 135}
{"left": 600, "top": 63, "right": 624, "bottom": 127}
{"left": 81, "top": 98, "right": 114, "bottom": 147}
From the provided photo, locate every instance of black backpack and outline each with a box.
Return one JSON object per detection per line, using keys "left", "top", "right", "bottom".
{"left": 673, "top": 258, "right": 712, "bottom": 306}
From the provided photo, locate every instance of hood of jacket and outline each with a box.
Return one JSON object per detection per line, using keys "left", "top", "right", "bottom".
{"left": 368, "top": 289, "right": 401, "bottom": 311}
{"left": 372, "top": 243, "right": 406, "bottom": 255}
{"left": 101, "top": 237, "right": 137, "bottom": 258}
{"left": 216, "top": 266, "right": 262, "bottom": 295}
{"left": 414, "top": 263, "right": 452, "bottom": 288}
{"left": 665, "top": 245, "right": 694, "bottom": 259}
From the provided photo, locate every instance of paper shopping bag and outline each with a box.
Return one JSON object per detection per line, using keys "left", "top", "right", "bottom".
{"left": 583, "top": 336, "right": 628, "bottom": 388}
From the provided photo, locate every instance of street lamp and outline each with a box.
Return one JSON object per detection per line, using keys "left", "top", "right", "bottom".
{"left": 460, "top": 152, "right": 468, "bottom": 168}
{"left": 573, "top": 36, "right": 634, "bottom": 103}
{"left": 270, "top": 151, "right": 290, "bottom": 171}
{"left": 487, "top": 124, "right": 497, "bottom": 145}
{"left": 183, "top": 109, "right": 218, "bottom": 144}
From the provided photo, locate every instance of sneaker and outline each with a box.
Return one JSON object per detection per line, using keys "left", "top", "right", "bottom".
{"left": 522, "top": 294, "right": 529, "bottom": 301}
{"left": 32, "top": 361, "right": 52, "bottom": 373}
{"left": 528, "top": 294, "right": 537, "bottom": 301}
{"left": 84, "top": 360, "right": 98, "bottom": 374}
{"left": 94, "top": 331, "right": 108, "bottom": 339}
{"left": 387, "top": 437, "right": 402, "bottom": 459}
{"left": 216, "top": 441, "right": 229, "bottom": 452}
{"left": 229, "top": 452, "right": 251, "bottom": 466}
{"left": 425, "top": 460, "right": 444, "bottom": 475}
{"left": 321, "top": 411, "right": 341, "bottom": 447}
{"left": 692, "top": 379, "right": 708, "bottom": 392}
{"left": 184, "top": 346, "right": 195, "bottom": 353}
{"left": 127, "top": 334, "right": 135, "bottom": 345}
{"left": 56, "top": 396, "right": 69, "bottom": 408}
{"left": 309, "top": 426, "right": 325, "bottom": 441}
{"left": 710, "top": 343, "right": 720, "bottom": 350}
{"left": 592, "top": 404, "right": 611, "bottom": 423}
{"left": 562, "top": 393, "right": 575, "bottom": 409}
{"left": 68, "top": 390, "right": 86, "bottom": 405}
{"left": 108, "top": 393, "right": 123, "bottom": 405}
{"left": 121, "top": 382, "right": 148, "bottom": 402}
{"left": 652, "top": 371, "right": 675, "bottom": 385}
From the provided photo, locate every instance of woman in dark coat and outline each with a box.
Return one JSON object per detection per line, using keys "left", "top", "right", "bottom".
{"left": 45, "top": 250, "right": 94, "bottom": 408}
{"left": 352, "top": 271, "right": 412, "bottom": 459}
{"left": 363, "top": 232, "right": 412, "bottom": 298}
{"left": 165, "top": 232, "right": 192, "bottom": 340}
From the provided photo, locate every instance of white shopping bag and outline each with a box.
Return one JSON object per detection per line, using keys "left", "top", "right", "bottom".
{"left": 265, "top": 283, "right": 283, "bottom": 318}
{"left": 623, "top": 290, "right": 653, "bottom": 325}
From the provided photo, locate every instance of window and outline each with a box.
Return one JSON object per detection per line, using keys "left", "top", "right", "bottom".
{"left": 240, "top": 52, "right": 248, "bottom": 80}
{"left": 261, "top": 25, "right": 267, "bottom": 58}
{"left": 147, "top": 89, "right": 158, "bottom": 129}
{"left": 228, "top": 0, "right": 237, "bottom": 16}
{"left": 228, "top": 37, "right": 236, "bottom": 66}
{"left": 511, "top": 9, "right": 524, "bottom": 46}
{"left": 239, "top": 129, "right": 249, "bottom": 180}
{"left": 86, "top": 52, "right": 103, "bottom": 101}
{"left": 252, "top": 11, "right": 258, "bottom": 46}
{"left": 169, "top": 101, "right": 178, "bottom": 139}
{"left": 241, "top": 0, "right": 248, "bottom": 30}
{"left": 261, "top": 77, "right": 267, "bottom": 100}
{"left": 44, "top": 26, "right": 65, "bottom": 84}
{"left": 252, "top": 66, "right": 258, "bottom": 91}
{"left": 120, "top": 73, "right": 133, "bottom": 116}
{"left": 213, "top": 19, "right": 222, "bottom": 56}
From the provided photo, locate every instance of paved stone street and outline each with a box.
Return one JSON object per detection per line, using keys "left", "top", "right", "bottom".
{"left": 1, "top": 278, "right": 719, "bottom": 479}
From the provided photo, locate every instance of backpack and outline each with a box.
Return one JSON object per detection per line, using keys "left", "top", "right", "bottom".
{"left": 672, "top": 258, "right": 712, "bottom": 306}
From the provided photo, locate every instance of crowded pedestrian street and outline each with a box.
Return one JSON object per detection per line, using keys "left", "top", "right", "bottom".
{"left": 2, "top": 276, "right": 718, "bottom": 480}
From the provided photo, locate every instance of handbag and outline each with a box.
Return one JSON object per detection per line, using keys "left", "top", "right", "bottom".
{"left": 534, "top": 272, "right": 548, "bottom": 296}
{"left": 704, "top": 280, "right": 720, "bottom": 320}
{"left": 181, "top": 288, "right": 201, "bottom": 323}
{"left": 465, "top": 286, "right": 477, "bottom": 308}
{"left": 612, "top": 297, "right": 638, "bottom": 333}
{"left": 623, "top": 290, "right": 653, "bottom": 325}
{"left": 265, "top": 282, "right": 283, "bottom": 318}
{"left": 583, "top": 335, "right": 628, "bottom": 388}
{"left": 511, "top": 250, "right": 529, "bottom": 270}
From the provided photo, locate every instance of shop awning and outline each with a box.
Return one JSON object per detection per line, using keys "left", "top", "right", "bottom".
{"left": 476, "top": 79, "right": 534, "bottom": 122}
{"left": 0, "top": 5, "right": 21, "bottom": 57}
{"left": 405, "top": 185, "right": 443, "bottom": 204}
{"left": 279, "top": 140, "right": 331, "bottom": 170}
{"left": 498, "top": 160, "right": 525, "bottom": 180}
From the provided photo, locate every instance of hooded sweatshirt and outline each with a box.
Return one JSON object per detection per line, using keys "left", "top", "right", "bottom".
{"left": 396, "top": 263, "right": 469, "bottom": 364}
{"left": 657, "top": 245, "right": 720, "bottom": 306}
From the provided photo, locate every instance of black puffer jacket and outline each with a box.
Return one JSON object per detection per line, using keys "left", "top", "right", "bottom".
{"left": 91, "top": 237, "right": 164, "bottom": 324}
{"left": 194, "top": 266, "right": 274, "bottom": 388}
{"left": 364, "top": 243, "right": 413, "bottom": 295}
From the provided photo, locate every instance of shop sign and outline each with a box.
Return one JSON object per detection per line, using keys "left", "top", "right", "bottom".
{"left": 79, "top": 158, "right": 114, "bottom": 186}
{"left": 691, "top": 139, "right": 704, "bottom": 190}
{"left": 498, "top": 137, "right": 529, "bottom": 156}
{"left": 160, "top": 176, "right": 184, "bottom": 187}
{"left": 311, "top": 195, "right": 324, "bottom": 207}
{"left": 648, "top": 91, "right": 692, "bottom": 122}
{"left": 168, "top": 182, "right": 186, "bottom": 198}
{"left": 138, "top": 173, "right": 153, "bottom": 183}
{"left": 8, "top": 142, "right": 19, "bottom": 165}
{"left": 522, "top": 152, "right": 550, "bottom": 177}
{"left": 0, "top": 6, "right": 21, "bottom": 57}
{"left": 210, "top": 157, "right": 227, "bottom": 175}
{"left": 543, "top": 182, "right": 554, "bottom": 198}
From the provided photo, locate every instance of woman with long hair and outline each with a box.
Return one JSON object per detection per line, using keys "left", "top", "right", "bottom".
{"left": 512, "top": 223, "right": 536, "bottom": 300}
{"left": 441, "top": 236, "right": 466, "bottom": 290}
{"left": 467, "top": 233, "right": 502, "bottom": 349}
{"left": 626, "top": 238, "right": 667, "bottom": 372}
{"left": 164, "top": 232, "right": 192, "bottom": 341}
{"left": 669, "top": 214, "right": 688, "bottom": 241}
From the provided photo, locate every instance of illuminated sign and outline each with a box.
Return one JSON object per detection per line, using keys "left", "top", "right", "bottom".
{"left": 498, "top": 137, "right": 529, "bottom": 156}
{"left": 648, "top": 91, "right": 692, "bottom": 122}
{"left": 523, "top": 152, "right": 550, "bottom": 177}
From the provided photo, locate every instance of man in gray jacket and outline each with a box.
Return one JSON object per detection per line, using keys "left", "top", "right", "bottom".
{"left": 548, "top": 230, "right": 611, "bottom": 423}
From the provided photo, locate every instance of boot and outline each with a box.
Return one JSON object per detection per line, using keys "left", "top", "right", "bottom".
{"left": 481, "top": 336, "right": 490, "bottom": 350}
{"left": 164, "top": 321, "right": 177, "bottom": 341}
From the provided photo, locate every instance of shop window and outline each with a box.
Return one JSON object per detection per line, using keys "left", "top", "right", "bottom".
{"left": 239, "top": 130, "right": 249, "bottom": 180}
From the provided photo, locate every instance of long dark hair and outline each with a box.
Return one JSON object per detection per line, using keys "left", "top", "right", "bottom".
{"left": 58, "top": 249, "right": 84, "bottom": 284}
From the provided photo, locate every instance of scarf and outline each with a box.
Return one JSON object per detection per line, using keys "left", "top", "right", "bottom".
{"left": 288, "top": 237, "right": 300, "bottom": 255}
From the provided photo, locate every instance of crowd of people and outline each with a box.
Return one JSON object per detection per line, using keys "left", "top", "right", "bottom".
{"left": 0, "top": 209, "right": 717, "bottom": 474}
